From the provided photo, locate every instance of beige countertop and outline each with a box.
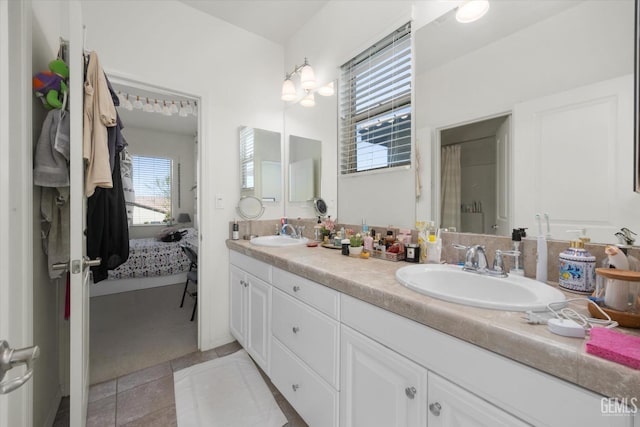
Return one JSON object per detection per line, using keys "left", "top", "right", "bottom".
{"left": 226, "top": 239, "right": 640, "bottom": 400}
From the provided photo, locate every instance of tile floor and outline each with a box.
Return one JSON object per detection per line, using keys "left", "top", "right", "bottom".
{"left": 52, "top": 341, "right": 307, "bottom": 427}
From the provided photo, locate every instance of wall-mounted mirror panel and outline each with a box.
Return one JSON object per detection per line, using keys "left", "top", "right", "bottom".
{"left": 239, "top": 126, "right": 282, "bottom": 202}
{"left": 289, "top": 135, "right": 321, "bottom": 202}
{"left": 413, "top": 0, "right": 638, "bottom": 244}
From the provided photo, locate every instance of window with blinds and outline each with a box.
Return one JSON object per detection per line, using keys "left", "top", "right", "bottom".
{"left": 239, "top": 126, "right": 255, "bottom": 190}
{"left": 131, "top": 155, "right": 173, "bottom": 225}
{"left": 339, "top": 23, "right": 412, "bottom": 175}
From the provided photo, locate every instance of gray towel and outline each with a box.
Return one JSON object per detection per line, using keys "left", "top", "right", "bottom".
{"left": 34, "top": 109, "right": 70, "bottom": 187}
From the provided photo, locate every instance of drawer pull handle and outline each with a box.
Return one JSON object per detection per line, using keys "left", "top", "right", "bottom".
{"left": 405, "top": 386, "right": 417, "bottom": 399}
{"left": 292, "top": 326, "right": 300, "bottom": 334}
{"left": 429, "top": 402, "right": 442, "bottom": 416}
{"left": 292, "top": 384, "right": 300, "bottom": 392}
{"left": 293, "top": 285, "right": 300, "bottom": 292}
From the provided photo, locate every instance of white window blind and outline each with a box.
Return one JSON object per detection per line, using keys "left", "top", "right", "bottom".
{"left": 131, "top": 155, "right": 173, "bottom": 225}
{"left": 239, "top": 126, "right": 255, "bottom": 190}
{"left": 340, "top": 23, "right": 412, "bottom": 174}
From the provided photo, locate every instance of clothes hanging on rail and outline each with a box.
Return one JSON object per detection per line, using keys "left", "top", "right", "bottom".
{"left": 83, "top": 51, "right": 116, "bottom": 197}
{"left": 104, "top": 74, "right": 127, "bottom": 172}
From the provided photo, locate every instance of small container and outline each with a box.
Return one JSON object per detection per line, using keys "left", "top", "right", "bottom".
{"left": 341, "top": 239, "right": 350, "bottom": 256}
{"left": 232, "top": 221, "right": 239, "bottom": 240}
{"left": 558, "top": 240, "right": 596, "bottom": 293}
{"left": 405, "top": 244, "right": 420, "bottom": 263}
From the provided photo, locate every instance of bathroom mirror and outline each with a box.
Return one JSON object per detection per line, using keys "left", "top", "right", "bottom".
{"left": 288, "top": 135, "right": 321, "bottom": 202}
{"left": 410, "top": 0, "right": 638, "bottom": 244}
{"left": 239, "top": 126, "right": 282, "bottom": 202}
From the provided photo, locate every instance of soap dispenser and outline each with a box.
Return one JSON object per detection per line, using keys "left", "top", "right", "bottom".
{"left": 510, "top": 228, "right": 526, "bottom": 276}
{"left": 559, "top": 230, "right": 596, "bottom": 293}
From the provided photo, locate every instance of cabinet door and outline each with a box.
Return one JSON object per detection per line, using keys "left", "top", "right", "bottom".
{"left": 247, "top": 275, "right": 270, "bottom": 372}
{"left": 428, "top": 372, "right": 529, "bottom": 427}
{"left": 229, "top": 265, "right": 247, "bottom": 345}
{"left": 341, "top": 326, "right": 427, "bottom": 427}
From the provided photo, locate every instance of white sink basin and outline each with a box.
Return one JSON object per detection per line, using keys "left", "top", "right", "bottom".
{"left": 250, "top": 235, "right": 310, "bottom": 247}
{"left": 395, "top": 264, "right": 565, "bottom": 311}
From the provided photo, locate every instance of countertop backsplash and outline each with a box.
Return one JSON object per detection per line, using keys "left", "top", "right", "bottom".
{"left": 229, "top": 219, "right": 640, "bottom": 281}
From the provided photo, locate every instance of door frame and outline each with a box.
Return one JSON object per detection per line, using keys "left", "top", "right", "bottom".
{"left": 0, "top": 0, "right": 34, "bottom": 425}
{"left": 431, "top": 110, "right": 513, "bottom": 233}
{"left": 104, "top": 72, "right": 204, "bottom": 348}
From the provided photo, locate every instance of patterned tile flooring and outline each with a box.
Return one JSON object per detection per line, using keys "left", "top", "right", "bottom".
{"left": 52, "top": 341, "right": 307, "bottom": 427}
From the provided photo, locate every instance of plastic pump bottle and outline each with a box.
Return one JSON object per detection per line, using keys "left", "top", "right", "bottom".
{"left": 535, "top": 214, "right": 550, "bottom": 283}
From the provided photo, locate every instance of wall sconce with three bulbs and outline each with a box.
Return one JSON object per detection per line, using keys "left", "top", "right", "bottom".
{"left": 281, "top": 57, "right": 335, "bottom": 107}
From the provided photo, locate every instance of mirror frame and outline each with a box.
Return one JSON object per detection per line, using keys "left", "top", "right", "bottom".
{"left": 635, "top": 0, "right": 640, "bottom": 192}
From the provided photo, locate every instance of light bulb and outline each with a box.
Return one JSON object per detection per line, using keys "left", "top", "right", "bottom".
{"left": 300, "top": 63, "right": 316, "bottom": 90}
{"left": 191, "top": 102, "right": 198, "bottom": 116}
{"left": 179, "top": 101, "right": 188, "bottom": 117}
{"left": 133, "top": 96, "right": 143, "bottom": 109}
{"left": 456, "top": 0, "right": 490, "bottom": 23}
{"left": 169, "top": 101, "right": 179, "bottom": 114}
{"left": 153, "top": 100, "right": 162, "bottom": 113}
{"left": 317, "top": 81, "right": 335, "bottom": 97}
{"left": 123, "top": 95, "right": 133, "bottom": 111}
{"left": 143, "top": 98, "right": 154, "bottom": 112}
{"left": 184, "top": 102, "right": 193, "bottom": 114}
{"left": 300, "top": 92, "right": 315, "bottom": 107}
{"left": 281, "top": 78, "right": 297, "bottom": 101}
{"left": 162, "top": 102, "right": 171, "bottom": 116}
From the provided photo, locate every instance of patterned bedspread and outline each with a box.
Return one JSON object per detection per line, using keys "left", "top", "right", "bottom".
{"left": 107, "top": 228, "right": 198, "bottom": 280}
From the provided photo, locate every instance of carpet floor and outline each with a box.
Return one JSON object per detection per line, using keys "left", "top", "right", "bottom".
{"left": 90, "top": 283, "right": 198, "bottom": 384}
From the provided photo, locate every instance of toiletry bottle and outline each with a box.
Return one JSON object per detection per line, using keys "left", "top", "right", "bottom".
{"left": 232, "top": 220, "right": 239, "bottom": 240}
{"left": 363, "top": 231, "right": 373, "bottom": 252}
{"left": 558, "top": 239, "right": 596, "bottom": 293}
{"left": 510, "top": 228, "right": 524, "bottom": 276}
{"left": 535, "top": 214, "right": 549, "bottom": 283}
{"left": 385, "top": 230, "right": 396, "bottom": 248}
{"left": 425, "top": 233, "right": 442, "bottom": 264}
{"left": 362, "top": 218, "right": 369, "bottom": 235}
{"left": 341, "top": 239, "right": 350, "bottom": 256}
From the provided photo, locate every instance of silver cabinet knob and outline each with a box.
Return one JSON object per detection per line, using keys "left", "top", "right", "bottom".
{"left": 405, "top": 386, "right": 417, "bottom": 399}
{"left": 293, "top": 285, "right": 300, "bottom": 292}
{"left": 429, "top": 402, "right": 442, "bottom": 416}
{"left": 292, "top": 326, "right": 300, "bottom": 334}
{"left": 292, "top": 384, "right": 300, "bottom": 392}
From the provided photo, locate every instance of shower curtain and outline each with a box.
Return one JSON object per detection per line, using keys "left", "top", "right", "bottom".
{"left": 441, "top": 145, "right": 461, "bottom": 231}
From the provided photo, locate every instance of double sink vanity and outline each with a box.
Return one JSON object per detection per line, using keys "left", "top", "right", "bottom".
{"left": 228, "top": 236, "right": 639, "bottom": 427}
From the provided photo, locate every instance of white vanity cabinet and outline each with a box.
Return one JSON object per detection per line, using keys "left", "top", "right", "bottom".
{"left": 229, "top": 252, "right": 272, "bottom": 373}
{"left": 269, "top": 267, "right": 341, "bottom": 427}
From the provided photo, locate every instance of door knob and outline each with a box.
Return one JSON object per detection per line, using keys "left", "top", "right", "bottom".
{"left": 405, "top": 386, "right": 417, "bottom": 399}
{"left": 292, "top": 326, "right": 300, "bottom": 334}
{"left": 52, "top": 257, "right": 102, "bottom": 274}
{"left": 0, "top": 340, "right": 40, "bottom": 394}
{"left": 429, "top": 402, "right": 442, "bottom": 416}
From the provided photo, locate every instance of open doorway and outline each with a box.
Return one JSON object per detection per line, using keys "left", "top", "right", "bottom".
{"left": 437, "top": 114, "right": 511, "bottom": 236}
{"left": 88, "top": 78, "right": 200, "bottom": 384}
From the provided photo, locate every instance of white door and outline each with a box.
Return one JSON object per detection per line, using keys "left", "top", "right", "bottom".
{"left": 0, "top": 0, "right": 35, "bottom": 425}
{"left": 341, "top": 326, "right": 427, "bottom": 427}
{"left": 67, "top": 1, "right": 91, "bottom": 426}
{"left": 229, "top": 265, "right": 247, "bottom": 346}
{"left": 494, "top": 115, "right": 511, "bottom": 236}
{"left": 247, "top": 276, "right": 270, "bottom": 372}
{"left": 427, "top": 372, "right": 528, "bottom": 427}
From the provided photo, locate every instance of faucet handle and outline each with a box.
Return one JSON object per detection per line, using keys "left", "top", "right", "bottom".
{"left": 452, "top": 244, "right": 468, "bottom": 251}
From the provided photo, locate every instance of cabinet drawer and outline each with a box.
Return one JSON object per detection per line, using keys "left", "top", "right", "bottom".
{"left": 273, "top": 267, "right": 339, "bottom": 319}
{"left": 270, "top": 337, "right": 338, "bottom": 427}
{"left": 230, "top": 251, "right": 272, "bottom": 283}
{"left": 272, "top": 288, "right": 339, "bottom": 388}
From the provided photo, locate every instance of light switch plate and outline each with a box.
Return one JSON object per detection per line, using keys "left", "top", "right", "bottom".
{"left": 215, "top": 194, "right": 224, "bottom": 209}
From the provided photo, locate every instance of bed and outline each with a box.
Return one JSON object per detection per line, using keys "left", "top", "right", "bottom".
{"left": 90, "top": 227, "right": 198, "bottom": 297}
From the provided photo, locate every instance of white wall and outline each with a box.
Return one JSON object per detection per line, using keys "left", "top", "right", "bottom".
{"left": 415, "top": 0, "right": 634, "bottom": 230}
{"left": 80, "top": 0, "right": 285, "bottom": 350}
{"left": 31, "top": 2, "right": 65, "bottom": 425}
{"left": 283, "top": 1, "right": 420, "bottom": 226}
{"left": 124, "top": 127, "right": 196, "bottom": 239}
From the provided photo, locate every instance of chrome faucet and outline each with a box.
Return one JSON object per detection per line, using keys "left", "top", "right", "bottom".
{"left": 281, "top": 223, "right": 298, "bottom": 238}
{"left": 453, "top": 244, "right": 520, "bottom": 277}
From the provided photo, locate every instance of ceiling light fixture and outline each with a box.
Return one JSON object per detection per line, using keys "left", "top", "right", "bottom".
{"left": 300, "top": 92, "right": 315, "bottom": 108}
{"left": 456, "top": 0, "right": 490, "bottom": 24}
{"left": 317, "top": 81, "right": 335, "bottom": 97}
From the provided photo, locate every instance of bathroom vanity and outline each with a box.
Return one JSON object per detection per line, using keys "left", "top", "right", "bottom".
{"left": 227, "top": 240, "right": 639, "bottom": 427}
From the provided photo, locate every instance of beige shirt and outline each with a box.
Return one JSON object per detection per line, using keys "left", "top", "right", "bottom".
{"left": 83, "top": 51, "right": 116, "bottom": 197}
